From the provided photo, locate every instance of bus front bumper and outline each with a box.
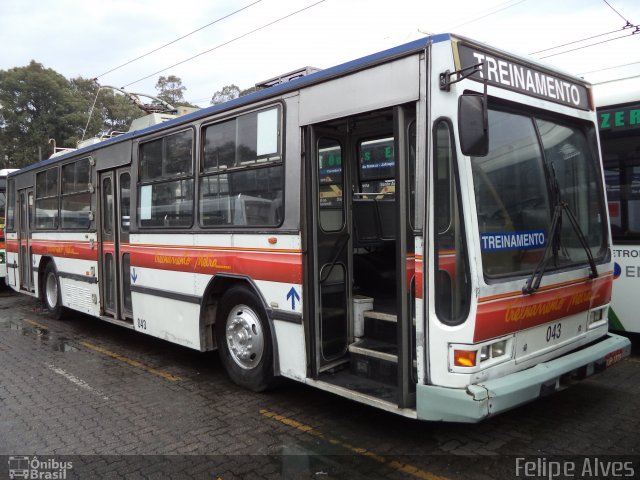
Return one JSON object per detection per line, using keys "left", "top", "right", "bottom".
{"left": 416, "top": 333, "right": 631, "bottom": 423}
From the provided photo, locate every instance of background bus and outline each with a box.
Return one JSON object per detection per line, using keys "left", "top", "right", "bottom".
{"left": 1, "top": 168, "right": 18, "bottom": 285}
{"left": 4, "top": 34, "right": 630, "bottom": 422}
{"left": 596, "top": 80, "right": 640, "bottom": 335}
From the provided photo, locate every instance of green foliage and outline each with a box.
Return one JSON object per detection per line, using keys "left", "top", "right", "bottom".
{"left": 240, "top": 86, "right": 260, "bottom": 97}
{"left": 0, "top": 61, "right": 82, "bottom": 168}
{"left": 155, "top": 75, "right": 188, "bottom": 106}
{"left": 0, "top": 62, "right": 148, "bottom": 169}
{"left": 70, "top": 78, "right": 145, "bottom": 136}
{"left": 210, "top": 84, "right": 241, "bottom": 105}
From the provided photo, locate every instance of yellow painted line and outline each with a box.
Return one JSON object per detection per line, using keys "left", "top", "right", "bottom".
{"left": 79, "top": 341, "right": 182, "bottom": 382}
{"left": 24, "top": 319, "right": 49, "bottom": 330}
{"left": 260, "top": 409, "right": 450, "bottom": 480}
{"left": 627, "top": 358, "right": 640, "bottom": 364}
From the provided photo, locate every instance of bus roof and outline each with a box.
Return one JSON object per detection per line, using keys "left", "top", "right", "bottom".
{"left": 594, "top": 77, "right": 640, "bottom": 108}
{"left": 10, "top": 31, "right": 592, "bottom": 176}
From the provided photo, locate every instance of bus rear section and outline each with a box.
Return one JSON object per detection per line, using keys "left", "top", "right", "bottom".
{"left": 597, "top": 82, "right": 640, "bottom": 334}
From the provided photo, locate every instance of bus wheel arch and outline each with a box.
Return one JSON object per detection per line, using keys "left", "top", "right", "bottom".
{"left": 39, "top": 257, "right": 65, "bottom": 319}
{"left": 200, "top": 275, "right": 279, "bottom": 390}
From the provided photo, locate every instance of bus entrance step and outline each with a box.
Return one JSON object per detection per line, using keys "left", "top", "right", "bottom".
{"left": 348, "top": 338, "right": 397, "bottom": 386}
{"left": 362, "top": 310, "right": 397, "bottom": 342}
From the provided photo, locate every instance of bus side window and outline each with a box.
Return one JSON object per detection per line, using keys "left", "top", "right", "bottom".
{"left": 433, "top": 120, "right": 471, "bottom": 325}
{"left": 138, "top": 129, "right": 194, "bottom": 228}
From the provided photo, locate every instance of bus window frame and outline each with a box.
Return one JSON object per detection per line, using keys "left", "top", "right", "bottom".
{"left": 34, "top": 166, "right": 61, "bottom": 231}
{"left": 473, "top": 100, "right": 610, "bottom": 282}
{"left": 601, "top": 132, "right": 640, "bottom": 243}
{"left": 357, "top": 134, "right": 396, "bottom": 186}
{"left": 137, "top": 127, "right": 196, "bottom": 230}
{"left": 197, "top": 103, "right": 285, "bottom": 230}
{"left": 60, "top": 156, "right": 93, "bottom": 231}
{"left": 5, "top": 177, "right": 16, "bottom": 232}
{"left": 433, "top": 117, "right": 471, "bottom": 326}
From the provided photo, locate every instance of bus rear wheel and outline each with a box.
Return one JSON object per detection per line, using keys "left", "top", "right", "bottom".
{"left": 216, "top": 286, "right": 274, "bottom": 392}
{"left": 43, "top": 263, "right": 64, "bottom": 319}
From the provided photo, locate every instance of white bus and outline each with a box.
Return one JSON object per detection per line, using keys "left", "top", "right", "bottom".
{"left": 5, "top": 34, "right": 630, "bottom": 422}
{"left": 1, "top": 168, "right": 18, "bottom": 284}
{"left": 597, "top": 81, "right": 640, "bottom": 334}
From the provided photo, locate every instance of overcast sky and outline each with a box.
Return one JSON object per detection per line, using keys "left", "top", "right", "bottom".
{"left": 1, "top": 0, "right": 638, "bottom": 107}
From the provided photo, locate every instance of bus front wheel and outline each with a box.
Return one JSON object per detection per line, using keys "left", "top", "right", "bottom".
{"left": 216, "top": 286, "right": 274, "bottom": 392}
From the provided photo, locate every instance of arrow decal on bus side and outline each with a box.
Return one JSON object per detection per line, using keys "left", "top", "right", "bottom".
{"left": 287, "top": 287, "right": 300, "bottom": 310}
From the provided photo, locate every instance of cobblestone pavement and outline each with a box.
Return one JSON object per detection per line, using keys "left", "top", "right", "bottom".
{"left": 1, "top": 287, "right": 639, "bottom": 479}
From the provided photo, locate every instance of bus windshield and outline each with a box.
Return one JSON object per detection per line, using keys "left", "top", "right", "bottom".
{"left": 472, "top": 109, "right": 606, "bottom": 278}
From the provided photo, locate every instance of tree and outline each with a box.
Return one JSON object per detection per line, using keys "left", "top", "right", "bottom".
{"left": 155, "top": 75, "right": 187, "bottom": 106}
{"left": 70, "top": 78, "right": 145, "bottom": 137}
{"left": 0, "top": 61, "right": 82, "bottom": 167}
{"left": 210, "top": 84, "right": 241, "bottom": 105}
{"left": 0, "top": 62, "right": 150, "bottom": 169}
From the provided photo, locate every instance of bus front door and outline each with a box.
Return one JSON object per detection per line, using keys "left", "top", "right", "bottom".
{"left": 308, "top": 129, "right": 350, "bottom": 372}
{"left": 17, "top": 188, "right": 34, "bottom": 292}
{"left": 98, "top": 169, "right": 132, "bottom": 322}
{"left": 306, "top": 105, "right": 416, "bottom": 408}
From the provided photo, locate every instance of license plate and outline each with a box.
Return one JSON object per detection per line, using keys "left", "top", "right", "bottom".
{"left": 515, "top": 314, "right": 585, "bottom": 363}
{"left": 605, "top": 348, "right": 625, "bottom": 368}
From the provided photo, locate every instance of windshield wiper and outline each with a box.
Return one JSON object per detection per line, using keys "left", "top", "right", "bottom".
{"left": 523, "top": 163, "right": 598, "bottom": 295}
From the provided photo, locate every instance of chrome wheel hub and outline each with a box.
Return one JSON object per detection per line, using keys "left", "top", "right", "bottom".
{"left": 225, "top": 304, "right": 264, "bottom": 369}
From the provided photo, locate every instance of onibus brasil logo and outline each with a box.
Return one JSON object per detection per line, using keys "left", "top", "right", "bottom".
{"left": 8, "top": 456, "right": 73, "bottom": 479}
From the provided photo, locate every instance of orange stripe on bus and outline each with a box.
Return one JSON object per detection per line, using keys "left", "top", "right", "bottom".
{"left": 7, "top": 239, "right": 303, "bottom": 284}
{"left": 129, "top": 246, "right": 303, "bottom": 284}
{"left": 474, "top": 274, "right": 612, "bottom": 342}
{"left": 478, "top": 273, "right": 613, "bottom": 303}
{"left": 29, "top": 239, "right": 98, "bottom": 261}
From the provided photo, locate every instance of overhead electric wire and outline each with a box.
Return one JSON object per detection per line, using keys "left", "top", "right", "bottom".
{"left": 538, "top": 31, "right": 638, "bottom": 59}
{"left": 448, "top": 0, "right": 527, "bottom": 30}
{"left": 593, "top": 73, "right": 640, "bottom": 85}
{"left": 529, "top": 28, "right": 625, "bottom": 55}
{"left": 94, "top": 0, "right": 263, "bottom": 80}
{"left": 602, "top": 0, "right": 632, "bottom": 25}
{"left": 122, "top": 0, "right": 326, "bottom": 88}
{"left": 527, "top": 0, "right": 638, "bottom": 61}
{"left": 579, "top": 60, "right": 640, "bottom": 75}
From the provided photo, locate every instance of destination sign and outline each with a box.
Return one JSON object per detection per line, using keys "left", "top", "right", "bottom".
{"left": 458, "top": 44, "right": 590, "bottom": 111}
{"left": 598, "top": 104, "right": 640, "bottom": 132}
{"left": 481, "top": 230, "right": 546, "bottom": 252}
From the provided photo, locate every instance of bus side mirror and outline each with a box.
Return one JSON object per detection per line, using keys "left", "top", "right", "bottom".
{"left": 458, "top": 94, "right": 488, "bottom": 157}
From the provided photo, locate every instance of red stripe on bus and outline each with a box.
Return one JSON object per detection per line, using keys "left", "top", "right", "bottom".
{"left": 5, "top": 239, "right": 18, "bottom": 253}
{"left": 125, "top": 245, "right": 303, "bottom": 284}
{"left": 29, "top": 240, "right": 98, "bottom": 261}
{"left": 474, "top": 274, "right": 613, "bottom": 342}
{"left": 415, "top": 257, "right": 423, "bottom": 299}
{"left": 5, "top": 239, "right": 302, "bottom": 284}
{"left": 407, "top": 255, "right": 415, "bottom": 293}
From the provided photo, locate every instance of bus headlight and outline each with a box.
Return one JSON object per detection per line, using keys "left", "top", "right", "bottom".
{"left": 491, "top": 340, "right": 507, "bottom": 358}
{"left": 450, "top": 336, "right": 514, "bottom": 372}
{"left": 588, "top": 307, "right": 607, "bottom": 330}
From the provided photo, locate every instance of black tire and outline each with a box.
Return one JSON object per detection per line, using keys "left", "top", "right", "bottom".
{"left": 215, "top": 286, "right": 274, "bottom": 392}
{"left": 42, "top": 262, "right": 64, "bottom": 319}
